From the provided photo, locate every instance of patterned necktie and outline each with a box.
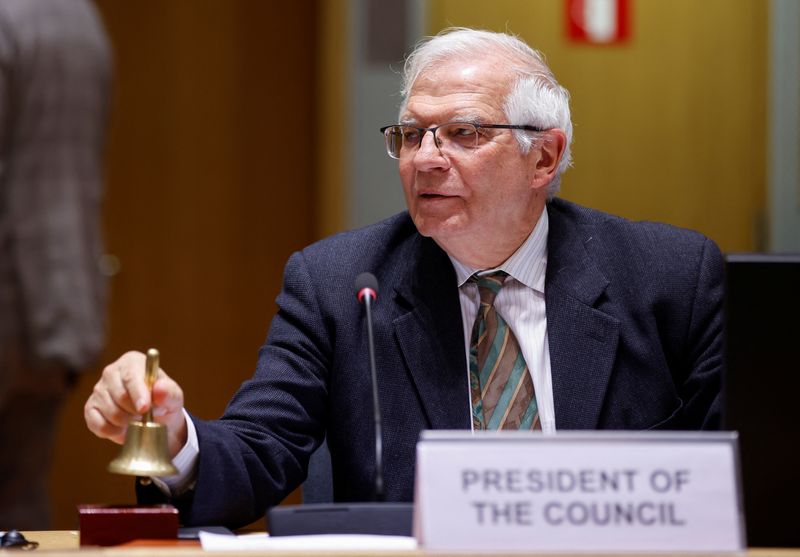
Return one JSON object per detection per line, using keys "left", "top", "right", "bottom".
{"left": 469, "top": 272, "right": 541, "bottom": 430}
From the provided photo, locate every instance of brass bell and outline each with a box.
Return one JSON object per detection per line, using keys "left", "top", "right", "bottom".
{"left": 108, "top": 348, "right": 178, "bottom": 479}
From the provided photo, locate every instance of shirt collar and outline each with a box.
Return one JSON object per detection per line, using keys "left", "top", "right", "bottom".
{"left": 449, "top": 208, "right": 549, "bottom": 293}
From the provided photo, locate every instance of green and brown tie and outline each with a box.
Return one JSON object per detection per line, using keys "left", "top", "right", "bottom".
{"left": 469, "top": 272, "right": 541, "bottom": 430}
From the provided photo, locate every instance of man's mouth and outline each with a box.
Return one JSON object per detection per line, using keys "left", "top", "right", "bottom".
{"left": 419, "top": 192, "right": 452, "bottom": 199}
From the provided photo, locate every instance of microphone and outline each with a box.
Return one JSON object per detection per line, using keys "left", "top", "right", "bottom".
{"left": 355, "top": 272, "right": 378, "bottom": 304}
{"left": 266, "top": 271, "right": 412, "bottom": 536}
{"left": 355, "top": 272, "right": 383, "bottom": 501}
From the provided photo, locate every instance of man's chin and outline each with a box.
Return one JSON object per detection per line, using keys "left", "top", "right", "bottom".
{"left": 410, "top": 213, "right": 467, "bottom": 242}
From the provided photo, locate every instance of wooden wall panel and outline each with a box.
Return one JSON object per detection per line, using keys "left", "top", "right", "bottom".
{"left": 49, "top": 0, "right": 317, "bottom": 528}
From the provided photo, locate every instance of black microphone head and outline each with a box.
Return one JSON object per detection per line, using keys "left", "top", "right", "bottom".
{"left": 355, "top": 272, "right": 379, "bottom": 302}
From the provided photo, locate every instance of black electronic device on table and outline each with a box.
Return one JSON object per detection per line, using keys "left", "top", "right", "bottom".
{"left": 722, "top": 253, "right": 800, "bottom": 548}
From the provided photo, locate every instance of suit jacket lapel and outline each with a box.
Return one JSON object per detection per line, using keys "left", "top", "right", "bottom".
{"left": 546, "top": 202, "right": 620, "bottom": 429}
{"left": 392, "top": 235, "right": 471, "bottom": 430}
{"left": 388, "top": 203, "right": 622, "bottom": 432}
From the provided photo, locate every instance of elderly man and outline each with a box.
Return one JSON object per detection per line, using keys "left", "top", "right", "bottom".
{"left": 84, "top": 28, "right": 722, "bottom": 528}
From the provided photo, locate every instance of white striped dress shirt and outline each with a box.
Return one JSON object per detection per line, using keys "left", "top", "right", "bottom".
{"left": 448, "top": 209, "right": 555, "bottom": 434}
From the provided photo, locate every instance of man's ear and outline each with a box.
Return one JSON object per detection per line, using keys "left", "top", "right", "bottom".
{"left": 530, "top": 129, "right": 567, "bottom": 190}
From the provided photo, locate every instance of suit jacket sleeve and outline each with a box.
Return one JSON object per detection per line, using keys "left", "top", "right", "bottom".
{"left": 673, "top": 236, "right": 724, "bottom": 429}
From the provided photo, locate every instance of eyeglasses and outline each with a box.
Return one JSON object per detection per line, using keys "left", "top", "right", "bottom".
{"left": 379, "top": 122, "right": 543, "bottom": 159}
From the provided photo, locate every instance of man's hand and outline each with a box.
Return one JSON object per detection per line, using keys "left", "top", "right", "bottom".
{"left": 84, "top": 351, "right": 187, "bottom": 458}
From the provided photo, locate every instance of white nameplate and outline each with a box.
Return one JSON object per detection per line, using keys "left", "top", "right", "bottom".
{"left": 414, "top": 431, "right": 744, "bottom": 553}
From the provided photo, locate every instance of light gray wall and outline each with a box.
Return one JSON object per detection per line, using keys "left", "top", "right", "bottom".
{"left": 768, "top": 0, "right": 800, "bottom": 251}
{"left": 347, "top": 0, "right": 425, "bottom": 229}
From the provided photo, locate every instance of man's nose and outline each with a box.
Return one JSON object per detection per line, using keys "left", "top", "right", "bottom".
{"left": 413, "top": 130, "right": 449, "bottom": 170}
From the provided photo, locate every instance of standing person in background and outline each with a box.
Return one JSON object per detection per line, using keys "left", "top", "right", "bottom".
{"left": 0, "top": 0, "right": 111, "bottom": 529}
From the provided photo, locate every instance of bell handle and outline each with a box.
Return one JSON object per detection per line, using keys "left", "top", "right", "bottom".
{"left": 143, "top": 348, "right": 159, "bottom": 423}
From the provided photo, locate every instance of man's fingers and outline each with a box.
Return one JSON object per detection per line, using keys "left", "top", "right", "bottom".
{"left": 100, "top": 351, "right": 151, "bottom": 413}
{"left": 85, "top": 350, "right": 186, "bottom": 453}
{"left": 84, "top": 405, "right": 128, "bottom": 445}
{"left": 151, "top": 376, "right": 184, "bottom": 413}
{"left": 98, "top": 383, "right": 138, "bottom": 427}
{"left": 119, "top": 363, "right": 151, "bottom": 414}
{"left": 102, "top": 363, "right": 138, "bottom": 415}
{"left": 86, "top": 351, "right": 148, "bottom": 442}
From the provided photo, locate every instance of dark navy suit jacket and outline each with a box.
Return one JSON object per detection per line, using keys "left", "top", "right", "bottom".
{"left": 154, "top": 198, "right": 723, "bottom": 527}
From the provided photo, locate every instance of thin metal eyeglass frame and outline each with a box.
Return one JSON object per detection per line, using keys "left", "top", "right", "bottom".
{"left": 379, "top": 123, "right": 544, "bottom": 159}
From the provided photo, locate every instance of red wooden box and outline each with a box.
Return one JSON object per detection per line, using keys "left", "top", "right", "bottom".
{"left": 78, "top": 504, "right": 178, "bottom": 546}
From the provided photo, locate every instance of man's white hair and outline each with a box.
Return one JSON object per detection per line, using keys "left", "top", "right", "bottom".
{"left": 400, "top": 27, "right": 573, "bottom": 197}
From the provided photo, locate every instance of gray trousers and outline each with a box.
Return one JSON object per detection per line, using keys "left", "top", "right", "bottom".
{"left": 0, "top": 348, "right": 71, "bottom": 530}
